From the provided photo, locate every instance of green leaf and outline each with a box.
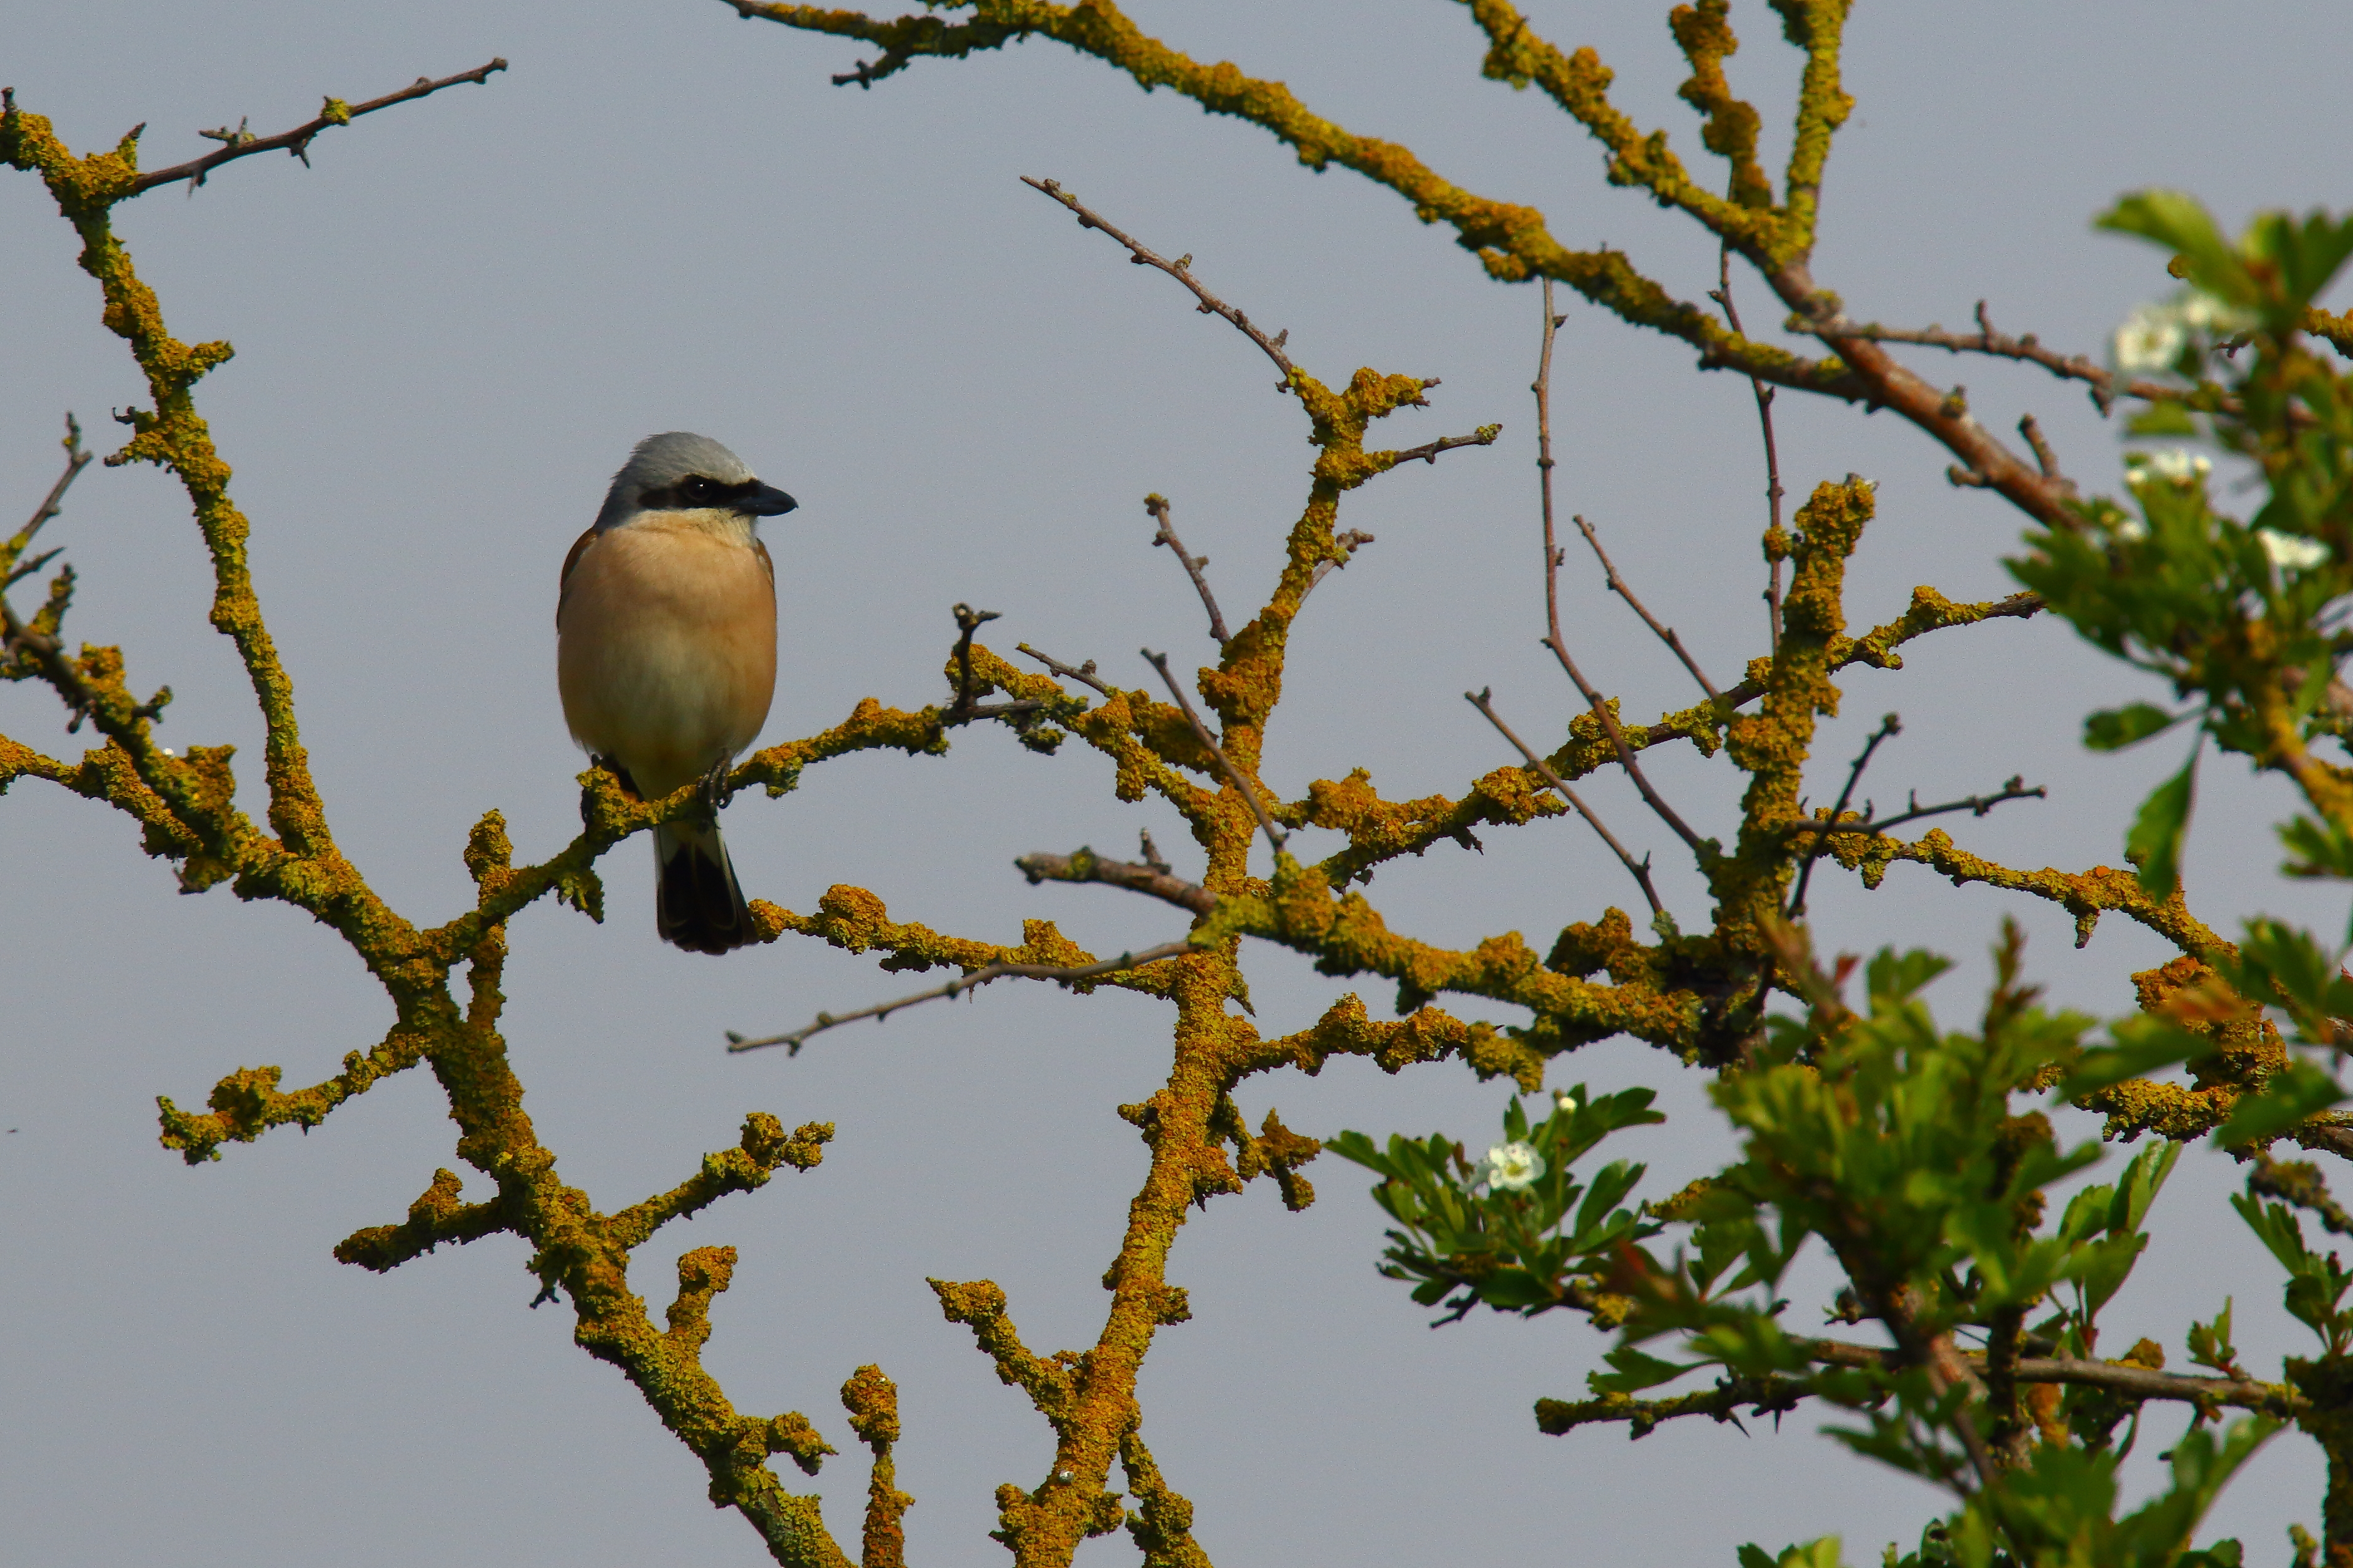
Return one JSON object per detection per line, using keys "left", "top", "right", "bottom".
{"left": 1590, "top": 1343, "right": 1699, "bottom": 1395}
{"left": 2084, "top": 702, "right": 2184, "bottom": 752}
{"left": 2126, "top": 747, "right": 2199, "bottom": 901}
{"left": 2187, "top": 1298, "right": 2238, "bottom": 1373}
{"left": 2098, "top": 191, "right": 2247, "bottom": 302}
{"left": 2124, "top": 402, "right": 2200, "bottom": 437}
{"left": 2055, "top": 1013, "right": 2209, "bottom": 1100}
{"left": 1865, "top": 948, "right": 1954, "bottom": 1008}
{"left": 2213, "top": 1059, "right": 2348, "bottom": 1148}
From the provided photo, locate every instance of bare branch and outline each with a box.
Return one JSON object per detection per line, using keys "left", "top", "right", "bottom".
{"left": 1793, "top": 777, "right": 2048, "bottom": 843}
{"left": 943, "top": 602, "right": 999, "bottom": 722}
{"left": 2017, "top": 413, "right": 2068, "bottom": 488}
{"left": 1144, "top": 494, "right": 1228, "bottom": 645}
{"left": 726, "top": 941, "right": 1194, "bottom": 1055}
{"left": 128, "top": 60, "right": 508, "bottom": 195}
{"left": 1530, "top": 280, "right": 1709, "bottom": 860}
{"left": 1016, "top": 642, "right": 1112, "bottom": 696}
{"left": 1383, "top": 424, "right": 1502, "bottom": 466}
{"left": 1143, "top": 648, "right": 1288, "bottom": 853}
{"left": 1467, "top": 688, "right": 1666, "bottom": 922}
{"left": 1016, "top": 846, "right": 1215, "bottom": 917}
{"left": 4, "top": 413, "right": 89, "bottom": 578}
{"left": 1787, "top": 300, "right": 2193, "bottom": 419}
{"left": 1789, "top": 712, "right": 1901, "bottom": 917}
{"left": 1712, "top": 243, "right": 1786, "bottom": 654}
{"left": 1022, "top": 176, "right": 1297, "bottom": 387}
{"left": 1571, "top": 513, "right": 1720, "bottom": 701}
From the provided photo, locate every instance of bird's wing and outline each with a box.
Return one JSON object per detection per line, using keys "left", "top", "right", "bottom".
{"left": 754, "top": 535, "right": 776, "bottom": 590}
{"left": 557, "top": 525, "right": 598, "bottom": 626}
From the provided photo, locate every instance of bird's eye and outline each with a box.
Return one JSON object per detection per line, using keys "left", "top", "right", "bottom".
{"left": 682, "top": 476, "right": 721, "bottom": 503}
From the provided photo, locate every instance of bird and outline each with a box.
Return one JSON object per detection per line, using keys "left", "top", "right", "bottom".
{"left": 557, "top": 432, "right": 798, "bottom": 954}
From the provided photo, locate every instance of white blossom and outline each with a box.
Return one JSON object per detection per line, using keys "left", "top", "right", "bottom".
{"left": 1552, "top": 1089, "right": 1580, "bottom": 1114}
{"left": 2258, "top": 529, "right": 2330, "bottom": 572}
{"left": 2178, "top": 291, "right": 2254, "bottom": 335}
{"left": 2128, "top": 447, "right": 2211, "bottom": 486}
{"left": 2114, "top": 302, "right": 2188, "bottom": 372}
{"left": 2111, "top": 516, "right": 2149, "bottom": 543}
{"left": 1477, "top": 1139, "right": 1545, "bottom": 1192}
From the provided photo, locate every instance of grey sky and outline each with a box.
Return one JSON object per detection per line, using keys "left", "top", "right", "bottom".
{"left": 6, "top": 3, "right": 2352, "bottom": 1563}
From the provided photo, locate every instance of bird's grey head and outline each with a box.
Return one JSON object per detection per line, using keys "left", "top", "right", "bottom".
{"left": 592, "top": 431, "right": 798, "bottom": 533}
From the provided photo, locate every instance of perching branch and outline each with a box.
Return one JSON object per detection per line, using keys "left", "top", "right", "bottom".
{"left": 1466, "top": 687, "right": 1665, "bottom": 922}
{"left": 124, "top": 59, "right": 508, "bottom": 195}
{"left": 725, "top": 941, "right": 1194, "bottom": 1055}
{"left": 1571, "top": 513, "right": 1720, "bottom": 701}
{"left": 1022, "top": 175, "right": 1298, "bottom": 388}
{"left": 1143, "top": 648, "right": 1288, "bottom": 853}
{"left": 1144, "top": 494, "right": 1229, "bottom": 645}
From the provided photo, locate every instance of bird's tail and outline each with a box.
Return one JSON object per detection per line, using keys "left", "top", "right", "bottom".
{"left": 654, "top": 819, "right": 754, "bottom": 954}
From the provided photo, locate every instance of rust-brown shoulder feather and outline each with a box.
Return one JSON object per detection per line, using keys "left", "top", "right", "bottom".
{"left": 557, "top": 525, "right": 598, "bottom": 626}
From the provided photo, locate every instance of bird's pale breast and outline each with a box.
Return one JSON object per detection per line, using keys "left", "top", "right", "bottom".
{"left": 557, "top": 511, "right": 778, "bottom": 802}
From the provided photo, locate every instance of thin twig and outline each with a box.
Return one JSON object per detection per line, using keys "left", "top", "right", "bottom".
{"left": 1466, "top": 688, "right": 1665, "bottom": 920}
{"left": 726, "top": 941, "right": 1194, "bottom": 1055}
{"left": 942, "top": 603, "right": 1005, "bottom": 722}
{"left": 1712, "top": 243, "right": 1786, "bottom": 654}
{"left": 1297, "top": 528, "right": 1375, "bottom": 608}
{"left": 126, "top": 60, "right": 508, "bottom": 195}
{"left": 1016, "top": 643, "right": 1112, "bottom": 696}
{"left": 1022, "top": 177, "right": 1297, "bottom": 388}
{"left": 1571, "top": 513, "right": 1720, "bottom": 701}
{"left": 1791, "top": 777, "right": 2047, "bottom": 843}
{"left": 1785, "top": 300, "right": 2182, "bottom": 417}
{"left": 1015, "top": 848, "right": 1216, "bottom": 917}
{"left": 1143, "top": 494, "right": 1228, "bottom": 645}
{"left": 4, "top": 413, "right": 90, "bottom": 576}
{"left": 1386, "top": 425, "right": 1503, "bottom": 466}
{"left": 1142, "top": 649, "right": 1287, "bottom": 853}
{"left": 2017, "top": 413, "right": 2069, "bottom": 490}
{"left": 1531, "top": 282, "right": 1709, "bottom": 860}
{"left": 1788, "top": 713, "right": 1900, "bottom": 917}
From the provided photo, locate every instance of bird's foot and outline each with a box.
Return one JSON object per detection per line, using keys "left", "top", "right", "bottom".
{"left": 699, "top": 757, "right": 736, "bottom": 819}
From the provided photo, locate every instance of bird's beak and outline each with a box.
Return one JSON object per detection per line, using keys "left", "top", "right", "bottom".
{"left": 739, "top": 482, "right": 798, "bottom": 517}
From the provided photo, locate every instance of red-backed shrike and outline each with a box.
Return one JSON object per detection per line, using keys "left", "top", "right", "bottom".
{"left": 557, "top": 432, "right": 797, "bottom": 954}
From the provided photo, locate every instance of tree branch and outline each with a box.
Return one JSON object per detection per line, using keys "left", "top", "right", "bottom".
{"left": 1143, "top": 494, "right": 1228, "bottom": 644}
{"left": 1016, "top": 845, "right": 1216, "bottom": 917}
{"left": 1143, "top": 648, "right": 1287, "bottom": 853}
{"left": 1571, "top": 512, "right": 1720, "bottom": 701}
{"left": 1467, "top": 687, "right": 1665, "bottom": 922}
{"left": 1712, "top": 242, "right": 1788, "bottom": 654}
{"left": 1789, "top": 711, "right": 1900, "bottom": 918}
{"left": 1022, "top": 175, "right": 1298, "bottom": 388}
{"left": 726, "top": 941, "right": 1195, "bottom": 1055}
{"left": 126, "top": 59, "right": 508, "bottom": 195}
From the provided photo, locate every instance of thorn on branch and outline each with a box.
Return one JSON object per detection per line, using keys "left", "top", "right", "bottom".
{"left": 724, "top": 941, "right": 1196, "bottom": 1055}
{"left": 1022, "top": 177, "right": 1299, "bottom": 388}
{"left": 1143, "top": 648, "right": 1287, "bottom": 854}
{"left": 1144, "top": 494, "right": 1228, "bottom": 645}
